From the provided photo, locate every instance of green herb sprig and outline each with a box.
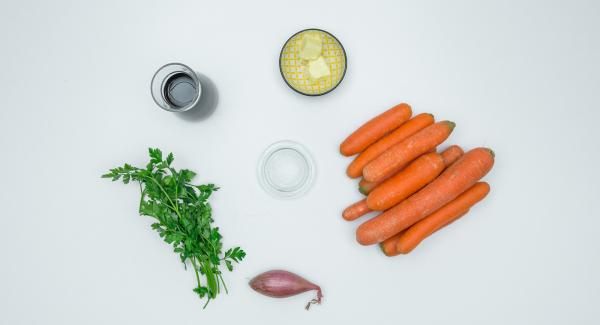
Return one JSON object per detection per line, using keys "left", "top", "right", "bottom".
{"left": 102, "top": 148, "right": 245, "bottom": 308}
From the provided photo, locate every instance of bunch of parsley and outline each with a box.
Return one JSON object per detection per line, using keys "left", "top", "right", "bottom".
{"left": 102, "top": 148, "right": 245, "bottom": 308}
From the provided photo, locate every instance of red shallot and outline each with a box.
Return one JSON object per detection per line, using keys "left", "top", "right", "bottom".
{"left": 249, "top": 270, "right": 323, "bottom": 310}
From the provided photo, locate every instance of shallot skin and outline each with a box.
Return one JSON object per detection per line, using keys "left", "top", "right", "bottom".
{"left": 249, "top": 270, "right": 323, "bottom": 307}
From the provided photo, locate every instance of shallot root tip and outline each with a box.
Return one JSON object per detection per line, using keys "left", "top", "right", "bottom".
{"left": 304, "top": 287, "right": 323, "bottom": 311}
{"left": 305, "top": 299, "right": 319, "bottom": 311}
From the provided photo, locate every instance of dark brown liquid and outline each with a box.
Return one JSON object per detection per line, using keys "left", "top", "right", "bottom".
{"left": 164, "top": 73, "right": 197, "bottom": 108}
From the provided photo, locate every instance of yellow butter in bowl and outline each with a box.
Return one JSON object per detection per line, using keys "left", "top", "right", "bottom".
{"left": 308, "top": 56, "right": 330, "bottom": 81}
{"left": 280, "top": 29, "right": 347, "bottom": 96}
{"left": 299, "top": 32, "right": 322, "bottom": 61}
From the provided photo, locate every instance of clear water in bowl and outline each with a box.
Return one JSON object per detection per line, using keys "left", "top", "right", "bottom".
{"left": 258, "top": 141, "right": 316, "bottom": 199}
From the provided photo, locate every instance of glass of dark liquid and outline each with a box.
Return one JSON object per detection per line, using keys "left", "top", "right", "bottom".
{"left": 151, "top": 63, "right": 202, "bottom": 112}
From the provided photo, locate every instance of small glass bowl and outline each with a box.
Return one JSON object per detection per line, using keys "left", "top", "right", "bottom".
{"left": 257, "top": 140, "right": 316, "bottom": 199}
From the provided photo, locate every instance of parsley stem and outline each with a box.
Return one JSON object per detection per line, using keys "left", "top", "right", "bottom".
{"left": 218, "top": 273, "right": 229, "bottom": 294}
{"left": 203, "top": 297, "right": 210, "bottom": 309}
{"left": 137, "top": 182, "right": 145, "bottom": 213}
{"left": 190, "top": 257, "right": 202, "bottom": 289}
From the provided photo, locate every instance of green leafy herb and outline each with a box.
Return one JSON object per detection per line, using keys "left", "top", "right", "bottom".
{"left": 102, "top": 148, "right": 246, "bottom": 308}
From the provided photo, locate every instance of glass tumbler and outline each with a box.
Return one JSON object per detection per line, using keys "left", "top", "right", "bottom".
{"left": 151, "top": 63, "right": 202, "bottom": 112}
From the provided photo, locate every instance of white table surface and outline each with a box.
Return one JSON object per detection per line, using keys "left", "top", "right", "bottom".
{"left": 1, "top": 1, "right": 599, "bottom": 324}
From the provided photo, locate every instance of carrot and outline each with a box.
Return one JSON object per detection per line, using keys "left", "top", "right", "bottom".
{"left": 356, "top": 147, "right": 494, "bottom": 245}
{"left": 367, "top": 152, "right": 446, "bottom": 211}
{"left": 340, "top": 103, "right": 412, "bottom": 157}
{"left": 358, "top": 147, "right": 438, "bottom": 195}
{"left": 440, "top": 145, "right": 464, "bottom": 166}
{"left": 346, "top": 113, "right": 434, "bottom": 178}
{"left": 380, "top": 210, "right": 470, "bottom": 256}
{"left": 395, "top": 182, "right": 490, "bottom": 254}
{"left": 368, "top": 146, "right": 460, "bottom": 210}
{"left": 380, "top": 231, "right": 405, "bottom": 256}
{"left": 362, "top": 121, "right": 455, "bottom": 183}
{"left": 342, "top": 199, "right": 372, "bottom": 221}
{"left": 359, "top": 178, "right": 379, "bottom": 195}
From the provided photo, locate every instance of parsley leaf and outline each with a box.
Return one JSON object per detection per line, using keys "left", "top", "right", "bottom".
{"left": 102, "top": 148, "right": 245, "bottom": 308}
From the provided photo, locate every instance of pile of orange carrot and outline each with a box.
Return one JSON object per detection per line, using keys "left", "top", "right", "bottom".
{"left": 340, "top": 103, "right": 494, "bottom": 256}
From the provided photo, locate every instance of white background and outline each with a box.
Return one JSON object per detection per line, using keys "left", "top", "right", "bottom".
{"left": 1, "top": 0, "right": 599, "bottom": 324}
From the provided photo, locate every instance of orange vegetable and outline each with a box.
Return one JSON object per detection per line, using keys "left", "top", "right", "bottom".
{"left": 359, "top": 178, "right": 383, "bottom": 195}
{"left": 362, "top": 121, "right": 455, "bottom": 183}
{"left": 346, "top": 113, "right": 434, "bottom": 178}
{"left": 380, "top": 210, "right": 469, "bottom": 256}
{"left": 340, "top": 103, "right": 412, "bottom": 157}
{"left": 395, "top": 182, "right": 490, "bottom": 254}
{"left": 379, "top": 230, "right": 405, "bottom": 256}
{"left": 356, "top": 147, "right": 494, "bottom": 245}
{"left": 367, "top": 145, "right": 461, "bottom": 211}
{"left": 342, "top": 199, "right": 371, "bottom": 221}
{"left": 367, "top": 152, "right": 446, "bottom": 211}
{"left": 358, "top": 147, "right": 438, "bottom": 195}
{"left": 440, "top": 145, "right": 464, "bottom": 167}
